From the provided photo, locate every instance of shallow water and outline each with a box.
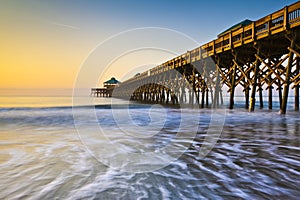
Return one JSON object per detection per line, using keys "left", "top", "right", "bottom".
{"left": 0, "top": 97, "right": 300, "bottom": 199}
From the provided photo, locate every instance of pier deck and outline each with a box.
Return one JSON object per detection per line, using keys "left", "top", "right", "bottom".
{"left": 112, "top": 2, "right": 300, "bottom": 114}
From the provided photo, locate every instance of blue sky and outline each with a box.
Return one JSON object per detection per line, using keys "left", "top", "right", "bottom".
{"left": 3, "top": 0, "right": 297, "bottom": 42}
{"left": 0, "top": 0, "right": 298, "bottom": 89}
{"left": 45, "top": 0, "right": 297, "bottom": 40}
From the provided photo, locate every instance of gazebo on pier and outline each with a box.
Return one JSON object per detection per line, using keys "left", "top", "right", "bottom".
{"left": 90, "top": 77, "right": 120, "bottom": 97}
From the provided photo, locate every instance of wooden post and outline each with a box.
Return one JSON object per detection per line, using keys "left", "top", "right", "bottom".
{"left": 258, "top": 77, "right": 264, "bottom": 109}
{"left": 245, "top": 87, "right": 250, "bottom": 109}
{"left": 180, "top": 73, "right": 185, "bottom": 104}
{"left": 267, "top": 57, "right": 272, "bottom": 110}
{"left": 210, "top": 86, "right": 214, "bottom": 107}
{"left": 151, "top": 81, "right": 155, "bottom": 102}
{"left": 229, "top": 55, "right": 237, "bottom": 109}
{"left": 191, "top": 69, "right": 196, "bottom": 106}
{"left": 194, "top": 73, "right": 199, "bottom": 105}
{"left": 191, "top": 87, "right": 195, "bottom": 106}
{"left": 143, "top": 86, "right": 147, "bottom": 101}
{"left": 206, "top": 88, "right": 209, "bottom": 107}
{"left": 281, "top": 38, "right": 295, "bottom": 114}
{"left": 166, "top": 89, "right": 170, "bottom": 104}
{"left": 180, "top": 80, "right": 185, "bottom": 103}
{"left": 161, "top": 87, "right": 165, "bottom": 103}
{"left": 244, "top": 68, "right": 250, "bottom": 109}
{"left": 197, "top": 88, "right": 200, "bottom": 105}
{"left": 259, "top": 88, "right": 263, "bottom": 109}
{"left": 175, "top": 73, "right": 180, "bottom": 104}
{"left": 229, "top": 30, "right": 233, "bottom": 48}
{"left": 213, "top": 62, "right": 221, "bottom": 108}
{"left": 220, "top": 89, "right": 224, "bottom": 105}
{"left": 156, "top": 85, "right": 160, "bottom": 103}
{"left": 252, "top": 21, "right": 256, "bottom": 41}
{"left": 283, "top": 6, "right": 289, "bottom": 30}
{"left": 295, "top": 58, "right": 299, "bottom": 111}
{"left": 189, "top": 85, "right": 192, "bottom": 105}
{"left": 249, "top": 47, "right": 261, "bottom": 112}
{"left": 148, "top": 86, "right": 151, "bottom": 101}
{"left": 268, "top": 86, "right": 273, "bottom": 110}
{"left": 278, "top": 80, "right": 283, "bottom": 109}
{"left": 201, "top": 84, "right": 205, "bottom": 108}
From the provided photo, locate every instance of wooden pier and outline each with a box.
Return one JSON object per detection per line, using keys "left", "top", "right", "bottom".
{"left": 112, "top": 2, "right": 300, "bottom": 114}
{"left": 91, "top": 77, "right": 120, "bottom": 97}
{"left": 90, "top": 88, "right": 109, "bottom": 97}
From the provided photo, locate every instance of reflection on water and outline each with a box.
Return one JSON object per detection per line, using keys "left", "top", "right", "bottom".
{"left": 0, "top": 96, "right": 128, "bottom": 108}
{"left": 0, "top": 101, "right": 300, "bottom": 199}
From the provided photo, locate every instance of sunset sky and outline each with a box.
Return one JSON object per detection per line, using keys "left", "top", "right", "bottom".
{"left": 0, "top": 0, "right": 296, "bottom": 93}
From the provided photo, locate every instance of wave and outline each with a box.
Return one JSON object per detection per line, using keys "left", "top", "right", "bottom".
{"left": 0, "top": 103, "right": 176, "bottom": 113}
{"left": 0, "top": 104, "right": 157, "bottom": 128}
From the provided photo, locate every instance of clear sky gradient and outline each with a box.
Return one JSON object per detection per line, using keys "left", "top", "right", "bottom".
{"left": 0, "top": 0, "right": 297, "bottom": 91}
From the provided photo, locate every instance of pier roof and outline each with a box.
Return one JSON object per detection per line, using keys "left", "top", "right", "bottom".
{"left": 104, "top": 77, "right": 120, "bottom": 85}
{"left": 218, "top": 19, "right": 253, "bottom": 37}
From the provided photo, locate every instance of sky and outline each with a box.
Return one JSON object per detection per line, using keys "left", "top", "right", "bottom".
{"left": 0, "top": 0, "right": 297, "bottom": 94}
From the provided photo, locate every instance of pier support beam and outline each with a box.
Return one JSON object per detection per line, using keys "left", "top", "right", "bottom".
{"left": 166, "top": 89, "right": 170, "bottom": 104}
{"left": 188, "top": 86, "right": 192, "bottom": 105}
{"left": 213, "top": 59, "right": 221, "bottom": 108}
{"left": 249, "top": 47, "right": 261, "bottom": 112}
{"left": 268, "top": 86, "right": 273, "bottom": 110}
{"left": 191, "top": 68, "right": 196, "bottom": 106}
{"left": 229, "top": 55, "right": 237, "bottom": 109}
{"left": 201, "top": 84, "right": 205, "bottom": 108}
{"left": 197, "top": 88, "right": 200, "bottom": 105}
{"left": 295, "top": 57, "right": 299, "bottom": 111}
{"left": 281, "top": 37, "right": 295, "bottom": 114}
{"left": 220, "top": 89, "right": 224, "bottom": 105}
{"left": 245, "top": 87, "right": 250, "bottom": 109}
{"left": 259, "top": 88, "right": 264, "bottom": 109}
{"left": 267, "top": 58, "right": 273, "bottom": 110}
{"left": 210, "top": 86, "right": 214, "bottom": 107}
{"left": 206, "top": 88, "right": 209, "bottom": 107}
{"left": 213, "top": 74, "right": 220, "bottom": 108}
{"left": 278, "top": 80, "right": 283, "bottom": 110}
{"left": 244, "top": 68, "right": 251, "bottom": 109}
{"left": 258, "top": 77, "right": 264, "bottom": 109}
{"left": 180, "top": 72, "right": 186, "bottom": 104}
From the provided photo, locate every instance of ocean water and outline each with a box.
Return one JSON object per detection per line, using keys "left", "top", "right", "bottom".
{"left": 0, "top": 96, "right": 300, "bottom": 199}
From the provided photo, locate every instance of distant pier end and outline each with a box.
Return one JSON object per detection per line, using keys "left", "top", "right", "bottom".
{"left": 91, "top": 77, "right": 120, "bottom": 97}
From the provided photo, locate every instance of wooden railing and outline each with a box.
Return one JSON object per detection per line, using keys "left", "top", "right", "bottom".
{"left": 121, "top": 1, "right": 300, "bottom": 85}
